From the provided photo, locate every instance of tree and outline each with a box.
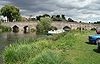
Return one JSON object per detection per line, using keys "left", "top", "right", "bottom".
{"left": 42, "top": 14, "right": 50, "bottom": 17}
{"left": 36, "top": 14, "right": 50, "bottom": 21}
{"left": 51, "top": 15, "right": 62, "bottom": 21}
{"left": 0, "top": 4, "right": 21, "bottom": 22}
{"left": 36, "top": 15, "right": 42, "bottom": 20}
{"left": 36, "top": 17, "right": 52, "bottom": 34}
{"left": 68, "top": 18, "right": 74, "bottom": 22}
{"left": 94, "top": 21, "right": 100, "bottom": 24}
{"left": 62, "top": 15, "right": 66, "bottom": 20}
{"left": 56, "top": 15, "right": 60, "bottom": 18}
{"left": 51, "top": 15, "right": 56, "bottom": 21}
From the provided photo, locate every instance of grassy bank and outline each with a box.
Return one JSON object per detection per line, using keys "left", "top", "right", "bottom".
{"left": 3, "top": 30, "right": 100, "bottom": 64}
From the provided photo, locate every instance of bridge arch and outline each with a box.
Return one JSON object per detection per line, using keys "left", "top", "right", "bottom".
{"left": 63, "top": 26, "right": 71, "bottom": 31}
{"left": 23, "top": 25, "right": 30, "bottom": 33}
{"left": 12, "top": 25, "right": 19, "bottom": 33}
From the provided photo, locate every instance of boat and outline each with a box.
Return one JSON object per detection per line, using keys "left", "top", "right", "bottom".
{"left": 48, "top": 29, "right": 65, "bottom": 34}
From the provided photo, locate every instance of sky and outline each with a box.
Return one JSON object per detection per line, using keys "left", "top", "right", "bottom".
{"left": 0, "top": 0, "right": 100, "bottom": 23}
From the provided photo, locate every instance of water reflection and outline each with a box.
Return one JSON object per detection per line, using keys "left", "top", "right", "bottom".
{"left": 0, "top": 32, "right": 36, "bottom": 64}
{"left": 0, "top": 32, "right": 36, "bottom": 45}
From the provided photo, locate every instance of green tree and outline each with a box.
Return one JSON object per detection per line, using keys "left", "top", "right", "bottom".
{"left": 62, "top": 15, "right": 66, "bottom": 20}
{"left": 0, "top": 4, "right": 21, "bottom": 22}
{"left": 68, "top": 18, "right": 74, "bottom": 22}
{"left": 36, "top": 17, "right": 52, "bottom": 34}
{"left": 42, "top": 14, "right": 50, "bottom": 17}
{"left": 56, "top": 15, "right": 60, "bottom": 18}
{"left": 52, "top": 15, "right": 62, "bottom": 21}
{"left": 36, "top": 15, "right": 42, "bottom": 20}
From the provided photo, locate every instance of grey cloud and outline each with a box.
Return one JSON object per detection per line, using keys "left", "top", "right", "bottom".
{"left": 0, "top": 0, "right": 10, "bottom": 8}
{"left": 1, "top": 0, "right": 100, "bottom": 22}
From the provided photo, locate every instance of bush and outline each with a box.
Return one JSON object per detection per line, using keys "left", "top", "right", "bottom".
{"left": 31, "top": 28, "right": 36, "bottom": 32}
{"left": 0, "top": 25, "right": 12, "bottom": 32}
{"left": 3, "top": 39, "right": 70, "bottom": 64}
{"left": 36, "top": 17, "right": 52, "bottom": 34}
{"left": 91, "top": 28, "right": 96, "bottom": 30}
{"left": 27, "top": 50, "right": 69, "bottom": 64}
{"left": 77, "top": 27, "right": 81, "bottom": 30}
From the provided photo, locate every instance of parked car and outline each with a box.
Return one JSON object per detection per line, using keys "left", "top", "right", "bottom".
{"left": 96, "top": 28, "right": 100, "bottom": 34}
{"left": 89, "top": 28, "right": 100, "bottom": 44}
{"left": 89, "top": 34, "right": 100, "bottom": 44}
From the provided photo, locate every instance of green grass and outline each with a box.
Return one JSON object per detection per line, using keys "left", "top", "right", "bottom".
{"left": 3, "top": 30, "right": 100, "bottom": 64}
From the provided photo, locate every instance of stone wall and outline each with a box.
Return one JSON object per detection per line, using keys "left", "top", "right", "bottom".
{"left": 1, "top": 22, "right": 98, "bottom": 31}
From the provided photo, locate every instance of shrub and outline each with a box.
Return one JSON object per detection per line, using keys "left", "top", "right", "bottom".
{"left": 0, "top": 25, "right": 12, "bottom": 32}
{"left": 77, "top": 27, "right": 81, "bottom": 30}
{"left": 91, "top": 28, "right": 96, "bottom": 31}
{"left": 27, "top": 50, "right": 70, "bottom": 64}
{"left": 31, "top": 28, "right": 36, "bottom": 32}
{"left": 36, "top": 17, "right": 52, "bottom": 34}
{"left": 3, "top": 38, "right": 70, "bottom": 64}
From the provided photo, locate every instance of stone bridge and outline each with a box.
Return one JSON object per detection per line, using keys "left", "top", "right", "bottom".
{"left": 1, "top": 22, "right": 98, "bottom": 31}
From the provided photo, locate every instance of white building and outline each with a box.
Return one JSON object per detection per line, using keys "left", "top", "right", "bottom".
{"left": 0, "top": 15, "right": 8, "bottom": 22}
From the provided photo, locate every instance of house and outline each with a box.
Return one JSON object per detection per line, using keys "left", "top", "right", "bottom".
{"left": 0, "top": 15, "right": 8, "bottom": 22}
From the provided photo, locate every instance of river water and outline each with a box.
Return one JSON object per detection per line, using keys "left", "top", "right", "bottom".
{"left": 0, "top": 32, "right": 41, "bottom": 64}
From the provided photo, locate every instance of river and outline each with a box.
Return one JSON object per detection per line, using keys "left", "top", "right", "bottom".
{"left": 0, "top": 32, "right": 43, "bottom": 64}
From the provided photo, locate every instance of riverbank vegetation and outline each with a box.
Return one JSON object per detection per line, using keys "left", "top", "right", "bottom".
{"left": 0, "top": 17, "right": 12, "bottom": 32}
{"left": 3, "top": 30, "right": 100, "bottom": 64}
{"left": 36, "top": 17, "right": 52, "bottom": 34}
{"left": 0, "top": 25, "right": 12, "bottom": 32}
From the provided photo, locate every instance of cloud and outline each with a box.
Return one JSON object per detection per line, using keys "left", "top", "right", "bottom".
{"left": 1, "top": 0, "right": 100, "bottom": 22}
{"left": 0, "top": 0, "right": 10, "bottom": 8}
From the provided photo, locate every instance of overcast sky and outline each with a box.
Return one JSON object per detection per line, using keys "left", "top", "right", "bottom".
{"left": 0, "top": 0, "right": 100, "bottom": 22}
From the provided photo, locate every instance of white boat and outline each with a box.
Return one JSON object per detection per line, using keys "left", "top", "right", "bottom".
{"left": 48, "top": 29, "right": 65, "bottom": 34}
